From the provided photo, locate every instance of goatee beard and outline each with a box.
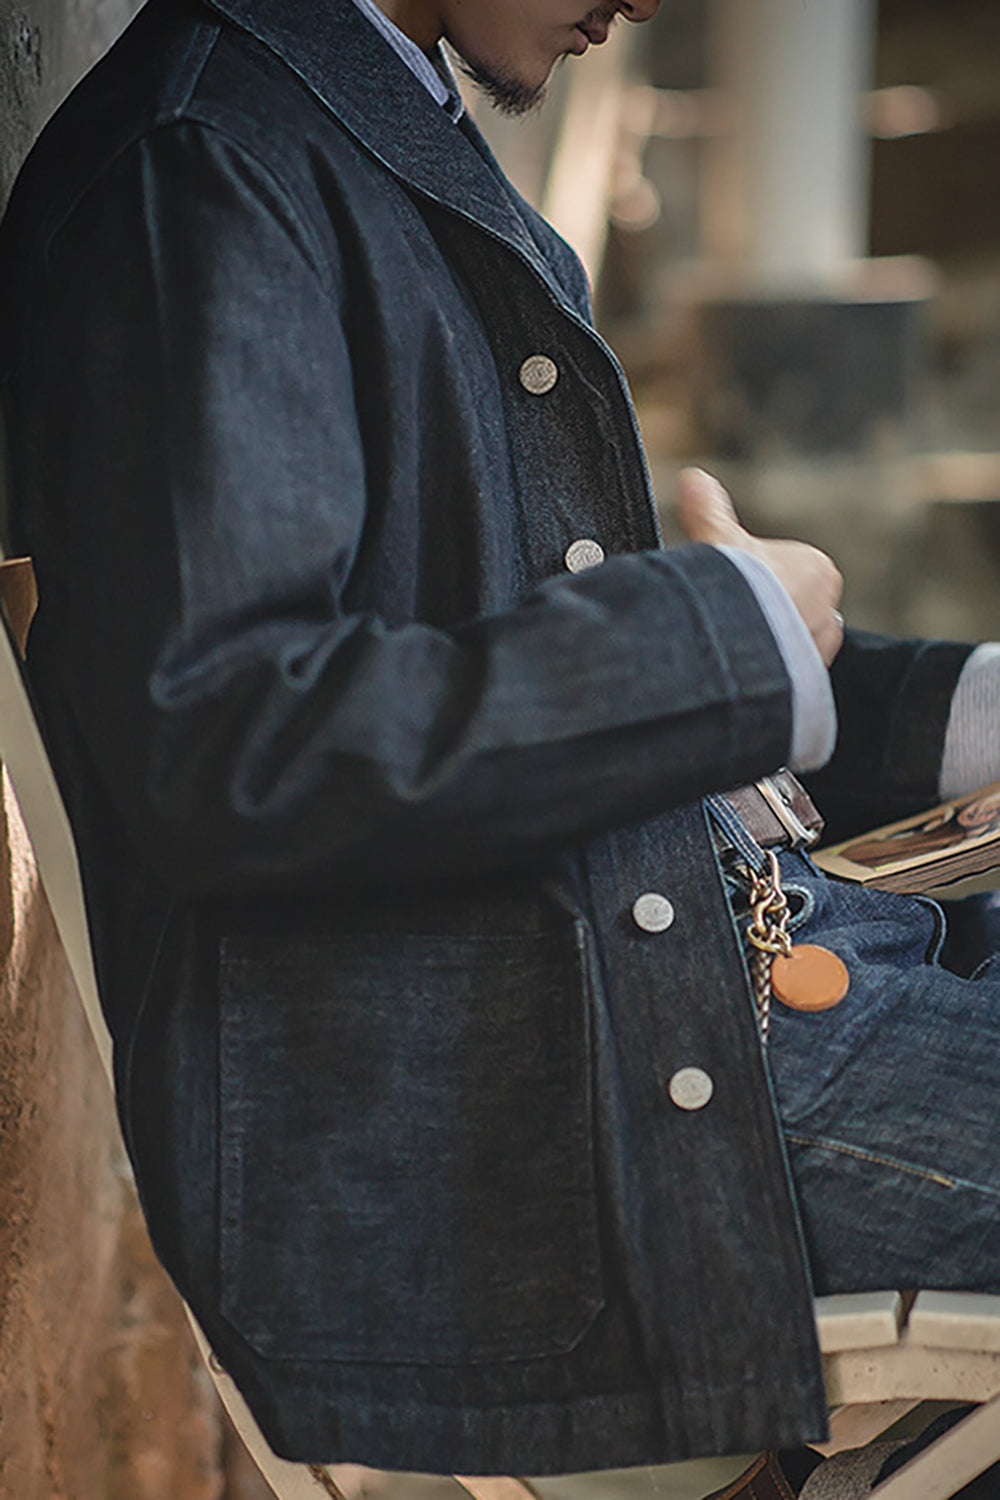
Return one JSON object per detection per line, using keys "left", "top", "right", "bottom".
{"left": 453, "top": 51, "right": 555, "bottom": 118}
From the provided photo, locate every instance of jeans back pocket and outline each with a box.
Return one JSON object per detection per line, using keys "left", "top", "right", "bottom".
{"left": 218, "top": 923, "right": 603, "bottom": 1364}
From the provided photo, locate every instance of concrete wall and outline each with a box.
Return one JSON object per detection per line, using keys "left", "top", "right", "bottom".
{"left": 0, "top": 0, "right": 141, "bottom": 207}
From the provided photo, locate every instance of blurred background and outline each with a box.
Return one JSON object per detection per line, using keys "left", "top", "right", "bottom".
{"left": 476, "top": 0, "right": 1000, "bottom": 644}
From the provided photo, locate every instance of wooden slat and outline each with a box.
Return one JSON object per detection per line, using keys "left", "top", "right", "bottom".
{"left": 868, "top": 1391, "right": 1000, "bottom": 1500}
{"left": 529, "top": 1456, "right": 757, "bottom": 1500}
{"left": 814, "top": 1399, "right": 921, "bottom": 1458}
{"left": 909, "top": 1292, "right": 1000, "bottom": 1353}
{"left": 825, "top": 1342, "right": 1000, "bottom": 1407}
{"left": 455, "top": 1481, "right": 538, "bottom": 1500}
{"left": 0, "top": 558, "right": 113, "bottom": 1082}
{"left": 816, "top": 1292, "right": 905, "bottom": 1353}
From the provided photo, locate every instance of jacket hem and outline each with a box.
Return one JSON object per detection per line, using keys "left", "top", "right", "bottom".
{"left": 235, "top": 1370, "right": 831, "bottom": 1476}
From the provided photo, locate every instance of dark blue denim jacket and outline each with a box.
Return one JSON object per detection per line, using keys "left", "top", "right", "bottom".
{"left": 0, "top": 0, "right": 972, "bottom": 1473}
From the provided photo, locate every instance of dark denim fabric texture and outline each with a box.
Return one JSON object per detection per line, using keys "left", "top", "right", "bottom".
{"left": 0, "top": 0, "right": 986, "bottom": 1474}
{"left": 768, "top": 856, "right": 1000, "bottom": 1299}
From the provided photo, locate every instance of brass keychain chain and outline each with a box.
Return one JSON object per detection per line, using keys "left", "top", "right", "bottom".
{"left": 741, "top": 850, "right": 792, "bottom": 1041}
{"left": 738, "top": 849, "right": 850, "bottom": 1037}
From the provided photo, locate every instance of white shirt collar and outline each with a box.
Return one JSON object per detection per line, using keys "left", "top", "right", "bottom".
{"left": 349, "top": 0, "right": 464, "bottom": 120}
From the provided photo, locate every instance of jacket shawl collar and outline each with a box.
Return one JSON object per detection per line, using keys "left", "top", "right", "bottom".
{"left": 202, "top": 0, "right": 568, "bottom": 301}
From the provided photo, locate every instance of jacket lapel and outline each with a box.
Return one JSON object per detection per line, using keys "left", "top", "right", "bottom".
{"left": 202, "top": 0, "right": 562, "bottom": 292}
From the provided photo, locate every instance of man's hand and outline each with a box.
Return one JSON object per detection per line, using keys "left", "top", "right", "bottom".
{"left": 676, "top": 467, "right": 845, "bottom": 667}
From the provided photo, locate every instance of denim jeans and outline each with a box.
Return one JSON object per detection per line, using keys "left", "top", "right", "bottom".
{"left": 727, "top": 836, "right": 1000, "bottom": 1297}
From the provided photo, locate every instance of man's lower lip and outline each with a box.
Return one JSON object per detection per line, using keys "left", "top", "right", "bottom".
{"left": 569, "top": 25, "right": 590, "bottom": 54}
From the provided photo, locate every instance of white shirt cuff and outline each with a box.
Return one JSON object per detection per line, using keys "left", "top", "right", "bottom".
{"left": 940, "top": 642, "right": 1000, "bottom": 799}
{"left": 717, "top": 546, "right": 837, "bottom": 773}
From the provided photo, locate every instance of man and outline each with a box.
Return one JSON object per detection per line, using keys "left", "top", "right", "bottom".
{"left": 2, "top": 0, "right": 1000, "bottom": 1480}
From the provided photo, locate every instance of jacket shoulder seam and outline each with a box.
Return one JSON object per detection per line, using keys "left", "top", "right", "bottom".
{"left": 45, "top": 115, "right": 333, "bottom": 292}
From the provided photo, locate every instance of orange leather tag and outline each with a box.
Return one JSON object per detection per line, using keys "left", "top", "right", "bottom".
{"left": 772, "top": 945, "right": 850, "bottom": 1012}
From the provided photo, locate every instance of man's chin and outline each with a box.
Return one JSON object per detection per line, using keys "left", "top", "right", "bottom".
{"left": 453, "top": 50, "right": 554, "bottom": 117}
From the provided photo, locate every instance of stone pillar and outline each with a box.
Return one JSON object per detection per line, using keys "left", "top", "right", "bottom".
{"left": 703, "top": 0, "right": 875, "bottom": 292}
{"left": 691, "top": 0, "right": 931, "bottom": 460}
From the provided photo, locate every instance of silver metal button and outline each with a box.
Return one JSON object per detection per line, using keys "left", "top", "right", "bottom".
{"left": 669, "top": 1067, "right": 714, "bottom": 1112}
{"left": 519, "top": 354, "right": 559, "bottom": 395}
{"left": 632, "top": 893, "right": 676, "bottom": 933}
{"left": 564, "top": 538, "right": 605, "bottom": 573}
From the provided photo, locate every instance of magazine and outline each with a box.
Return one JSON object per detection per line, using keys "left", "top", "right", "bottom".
{"left": 812, "top": 779, "right": 1000, "bottom": 898}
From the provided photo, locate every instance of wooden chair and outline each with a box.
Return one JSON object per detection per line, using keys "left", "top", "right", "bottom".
{"left": 1, "top": 555, "right": 998, "bottom": 1500}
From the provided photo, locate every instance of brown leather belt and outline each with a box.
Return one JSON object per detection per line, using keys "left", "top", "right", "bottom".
{"left": 723, "top": 770, "right": 824, "bottom": 851}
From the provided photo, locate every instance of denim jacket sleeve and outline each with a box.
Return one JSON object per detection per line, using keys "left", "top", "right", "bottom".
{"left": 16, "top": 122, "right": 794, "bottom": 898}
{"left": 803, "top": 626, "right": 975, "bottom": 841}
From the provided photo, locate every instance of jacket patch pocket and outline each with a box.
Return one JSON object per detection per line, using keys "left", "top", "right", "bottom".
{"left": 218, "top": 924, "right": 603, "bottom": 1364}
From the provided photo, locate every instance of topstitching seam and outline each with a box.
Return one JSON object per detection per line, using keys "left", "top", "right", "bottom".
{"left": 788, "top": 1130, "right": 1000, "bottom": 1200}
{"left": 785, "top": 1131, "right": 960, "bottom": 1191}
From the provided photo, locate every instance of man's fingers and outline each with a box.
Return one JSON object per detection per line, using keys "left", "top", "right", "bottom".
{"left": 675, "top": 468, "right": 846, "bottom": 667}
{"left": 814, "top": 606, "right": 846, "bottom": 668}
{"left": 675, "top": 467, "right": 745, "bottom": 545}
